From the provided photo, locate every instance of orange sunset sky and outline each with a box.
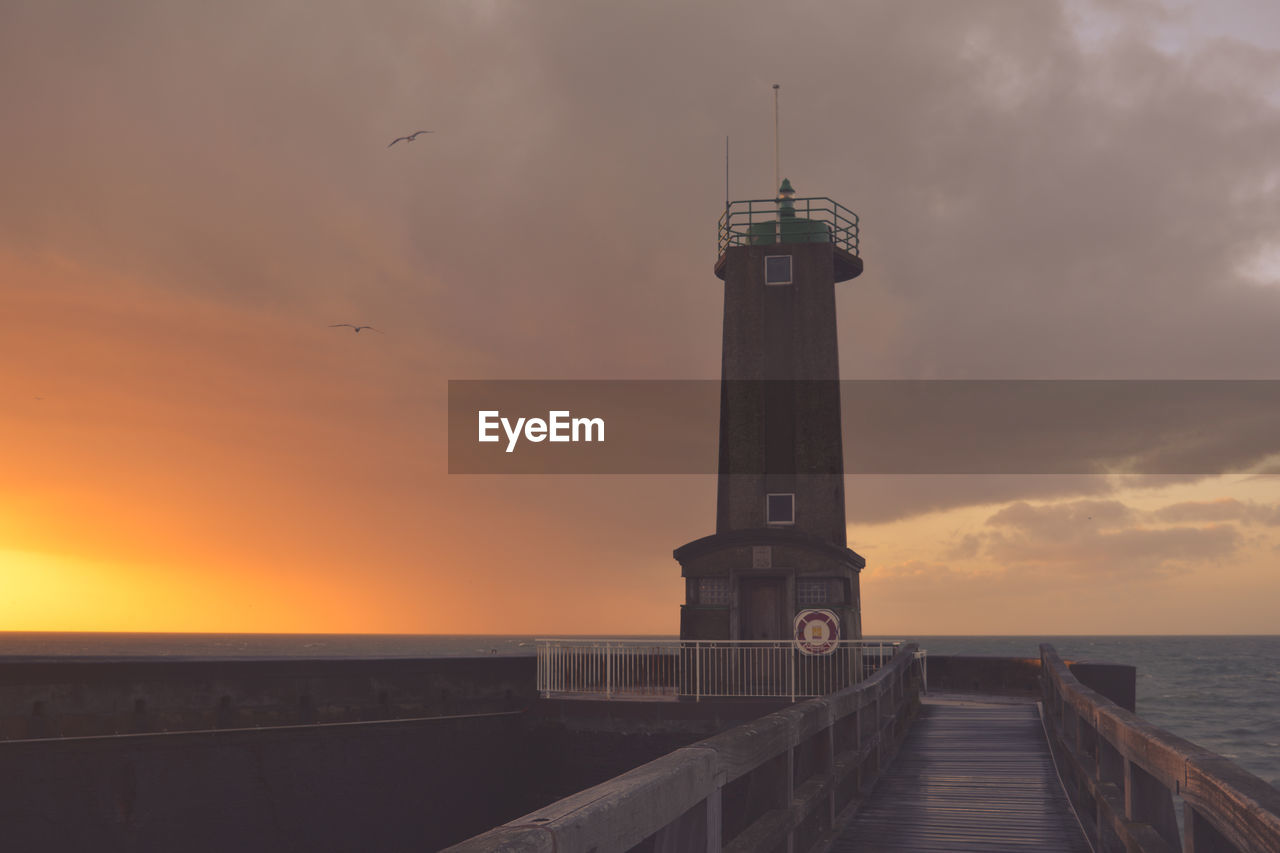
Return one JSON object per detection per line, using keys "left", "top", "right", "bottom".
{"left": 4, "top": 0, "right": 1280, "bottom": 636}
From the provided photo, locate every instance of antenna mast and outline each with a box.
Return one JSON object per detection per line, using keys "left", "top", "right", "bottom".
{"left": 773, "top": 83, "right": 780, "bottom": 191}
{"left": 725, "top": 135, "right": 730, "bottom": 212}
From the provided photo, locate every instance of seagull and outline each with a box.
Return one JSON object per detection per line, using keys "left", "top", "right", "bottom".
{"left": 329, "top": 324, "right": 383, "bottom": 334}
{"left": 387, "top": 130, "right": 433, "bottom": 147}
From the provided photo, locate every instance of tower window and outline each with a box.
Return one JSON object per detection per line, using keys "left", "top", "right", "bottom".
{"left": 797, "top": 578, "right": 847, "bottom": 606}
{"left": 797, "top": 579, "right": 829, "bottom": 606}
{"left": 697, "top": 577, "right": 730, "bottom": 606}
{"left": 766, "top": 493, "right": 795, "bottom": 525}
{"left": 764, "top": 255, "right": 792, "bottom": 285}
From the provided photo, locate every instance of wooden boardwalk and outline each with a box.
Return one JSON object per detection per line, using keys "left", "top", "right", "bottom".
{"left": 833, "top": 699, "right": 1093, "bottom": 852}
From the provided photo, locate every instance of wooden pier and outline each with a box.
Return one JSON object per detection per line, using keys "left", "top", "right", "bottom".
{"left": 448, "top": 645, "right": 1280, "bottom": 853}
{"left": 833, "top": 699, "right": 1090, "bottom": 852}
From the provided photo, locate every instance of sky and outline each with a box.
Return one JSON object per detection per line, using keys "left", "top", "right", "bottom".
{"left": 2, "top": 0, "right": 1280, "bottom": 635}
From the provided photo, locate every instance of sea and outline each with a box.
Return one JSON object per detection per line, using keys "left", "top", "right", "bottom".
{"left": 1, "top": 632, "right": 1276, "bottom": 790}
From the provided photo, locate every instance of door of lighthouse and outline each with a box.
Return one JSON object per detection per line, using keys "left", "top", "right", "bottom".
{"left": 739, "top": 578, "right": 787, "bottom": 640}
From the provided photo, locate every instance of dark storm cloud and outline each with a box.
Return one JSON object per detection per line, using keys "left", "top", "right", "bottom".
{"left": 842, "top": 381, "right": 1280, "bottom": 475}
{"left": 8, "top": 0, "right": 1280, "bottom": 380}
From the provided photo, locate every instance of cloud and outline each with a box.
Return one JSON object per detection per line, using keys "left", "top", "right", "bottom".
{"left": 867, "top": 492, "right": 1252, "bottom": 612}
{"left": 862, "top": 560, "right": 992, "bottom": 601}
{"left": 842, "top": 382, "right": 1280, "bottom": 478}
{"left": 864, "top": 558, "right": 1067, "bottom": 601}
{"left": 981, "top": 499, "right": 1243, "bottom": 578}
{"left": 987, "top": 499, "right": 1138, "bottom": 533}
{"left": 6, "top": 0, "right": 1280, "bottom": 630}
{"left": 845, "top": 475, "right": 1116, "bottom": 524}
{"left": 1152, "top": 498, "right": 1280, "bottom": 526}
{"left": 8, "top": 0, "right": 1280, "bottom": 382}
{"left": 944, "top": 534, "right": 983, "bottom": 561}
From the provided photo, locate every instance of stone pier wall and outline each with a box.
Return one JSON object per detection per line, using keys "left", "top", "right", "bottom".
{"left": 0, "top": 656, "right": 536, "bottom": 739}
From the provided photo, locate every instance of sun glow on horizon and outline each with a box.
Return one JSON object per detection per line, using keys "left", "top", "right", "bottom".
{"left": 0, "top": 546, "right": 390, "bottom": 634}
{"left": 1, "top": 548, "right": 153, "bottom": 631}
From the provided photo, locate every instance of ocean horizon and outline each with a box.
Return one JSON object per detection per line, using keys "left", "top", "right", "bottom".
{"left": 2, "top": 631, "right": 1276, "bottom": 790}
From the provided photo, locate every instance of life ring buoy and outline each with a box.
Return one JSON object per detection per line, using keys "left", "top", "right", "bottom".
{"left": 794, "top": 609, "right": 841, "bottom": 655}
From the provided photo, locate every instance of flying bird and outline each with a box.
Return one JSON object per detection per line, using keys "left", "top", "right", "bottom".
{"left": 388, "top": 130, "right": 433, "bottom": 147}
{"left": 329, "top": 324, "right": 383, "bottom": 334}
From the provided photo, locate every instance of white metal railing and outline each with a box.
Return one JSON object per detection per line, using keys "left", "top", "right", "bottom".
{"left": 915, "top": 648, "right": 929, "bottom": 693}
{"left": 536, "top": 639, "right": 911, "bottom": 702}
{"left": 537, "top": 639, "right": 680, "bottom": 699}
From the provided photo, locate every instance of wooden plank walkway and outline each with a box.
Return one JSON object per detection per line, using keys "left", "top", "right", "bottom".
{"left": 832, "top": 699, "right": 1093, "bottom": 852}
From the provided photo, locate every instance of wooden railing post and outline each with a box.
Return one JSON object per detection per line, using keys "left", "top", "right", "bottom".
{"left": 785, "top": 743, "right": 796, "bottom": 853}
{"left": 706, "top": 787, "right": 723, "bottom": 852}
{"left": 1124, "top": 759, "right": 1181, "bottom": 850}
{"left": 1184, "top": 803, "right": 1236, "bottom": 853}
{"left": 653, "top": 787, "right": 723, "bottom": 853}
{"left": 826, "top": 723, "right": 837, "bottom": 829}
{"left": 874, "top": 692, "right": 882, "bottom": 775}
{"left": 854, "top": 703, "right": 862, "bottom": 755}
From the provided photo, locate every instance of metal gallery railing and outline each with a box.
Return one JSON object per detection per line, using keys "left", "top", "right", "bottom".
{"left": 717, "top": 196, "right": 860, "bottom": 256}
{"left": 536, "top": 639, "right": 906, "bottom": 702}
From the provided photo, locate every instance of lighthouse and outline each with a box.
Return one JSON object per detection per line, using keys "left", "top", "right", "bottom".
{"left": 675, "top": 179, "right": 865, "bottom": 646}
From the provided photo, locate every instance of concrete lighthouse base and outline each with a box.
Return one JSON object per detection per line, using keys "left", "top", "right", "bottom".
{"left": 675, "top": 527, "right": 863, "bottom": 642}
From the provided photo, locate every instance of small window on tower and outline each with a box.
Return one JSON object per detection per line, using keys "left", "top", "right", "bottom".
{"left": 766, "top": 493, "right": 795, "bottom": 525}
{"left": 797, "top": 578, "right": 847, "bottom": 606}
{"left": 764, "top": 255, "right": 792, "bottom": 285}
{"left": 697, "top": 577, "right": 730, "bottom": 606}
{"left": 796, "top": 579, "right": 829, "bottom": 606}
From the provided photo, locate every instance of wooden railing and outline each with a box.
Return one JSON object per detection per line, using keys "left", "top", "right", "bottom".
{"left": 444, "top": 644, "right": 923, "bottom": 853}
{"left": 1041, "top": 643, "right": 1280, "bottom": 853}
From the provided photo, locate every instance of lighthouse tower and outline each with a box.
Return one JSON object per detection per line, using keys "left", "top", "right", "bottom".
{"left": 675, "top": 179, "right": 865, "bottom": 645}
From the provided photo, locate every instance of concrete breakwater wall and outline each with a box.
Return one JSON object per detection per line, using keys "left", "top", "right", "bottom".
{"left": 0, "top": 653, "right": 1138, "bottom": 851}
{"left": 0, "top": 656, "right": 537, "bottom": 738}
{"left": 0, "top": 656, "right": 734, "bottom": 851}
{"left": 0, "top": 700, "right": 729, "bottom": 852}
{"left": 0, "top": 711, "right": 536, "bottom": 852}
{"left": 927, "top": 654, "right": 1137, "bottom": 711}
